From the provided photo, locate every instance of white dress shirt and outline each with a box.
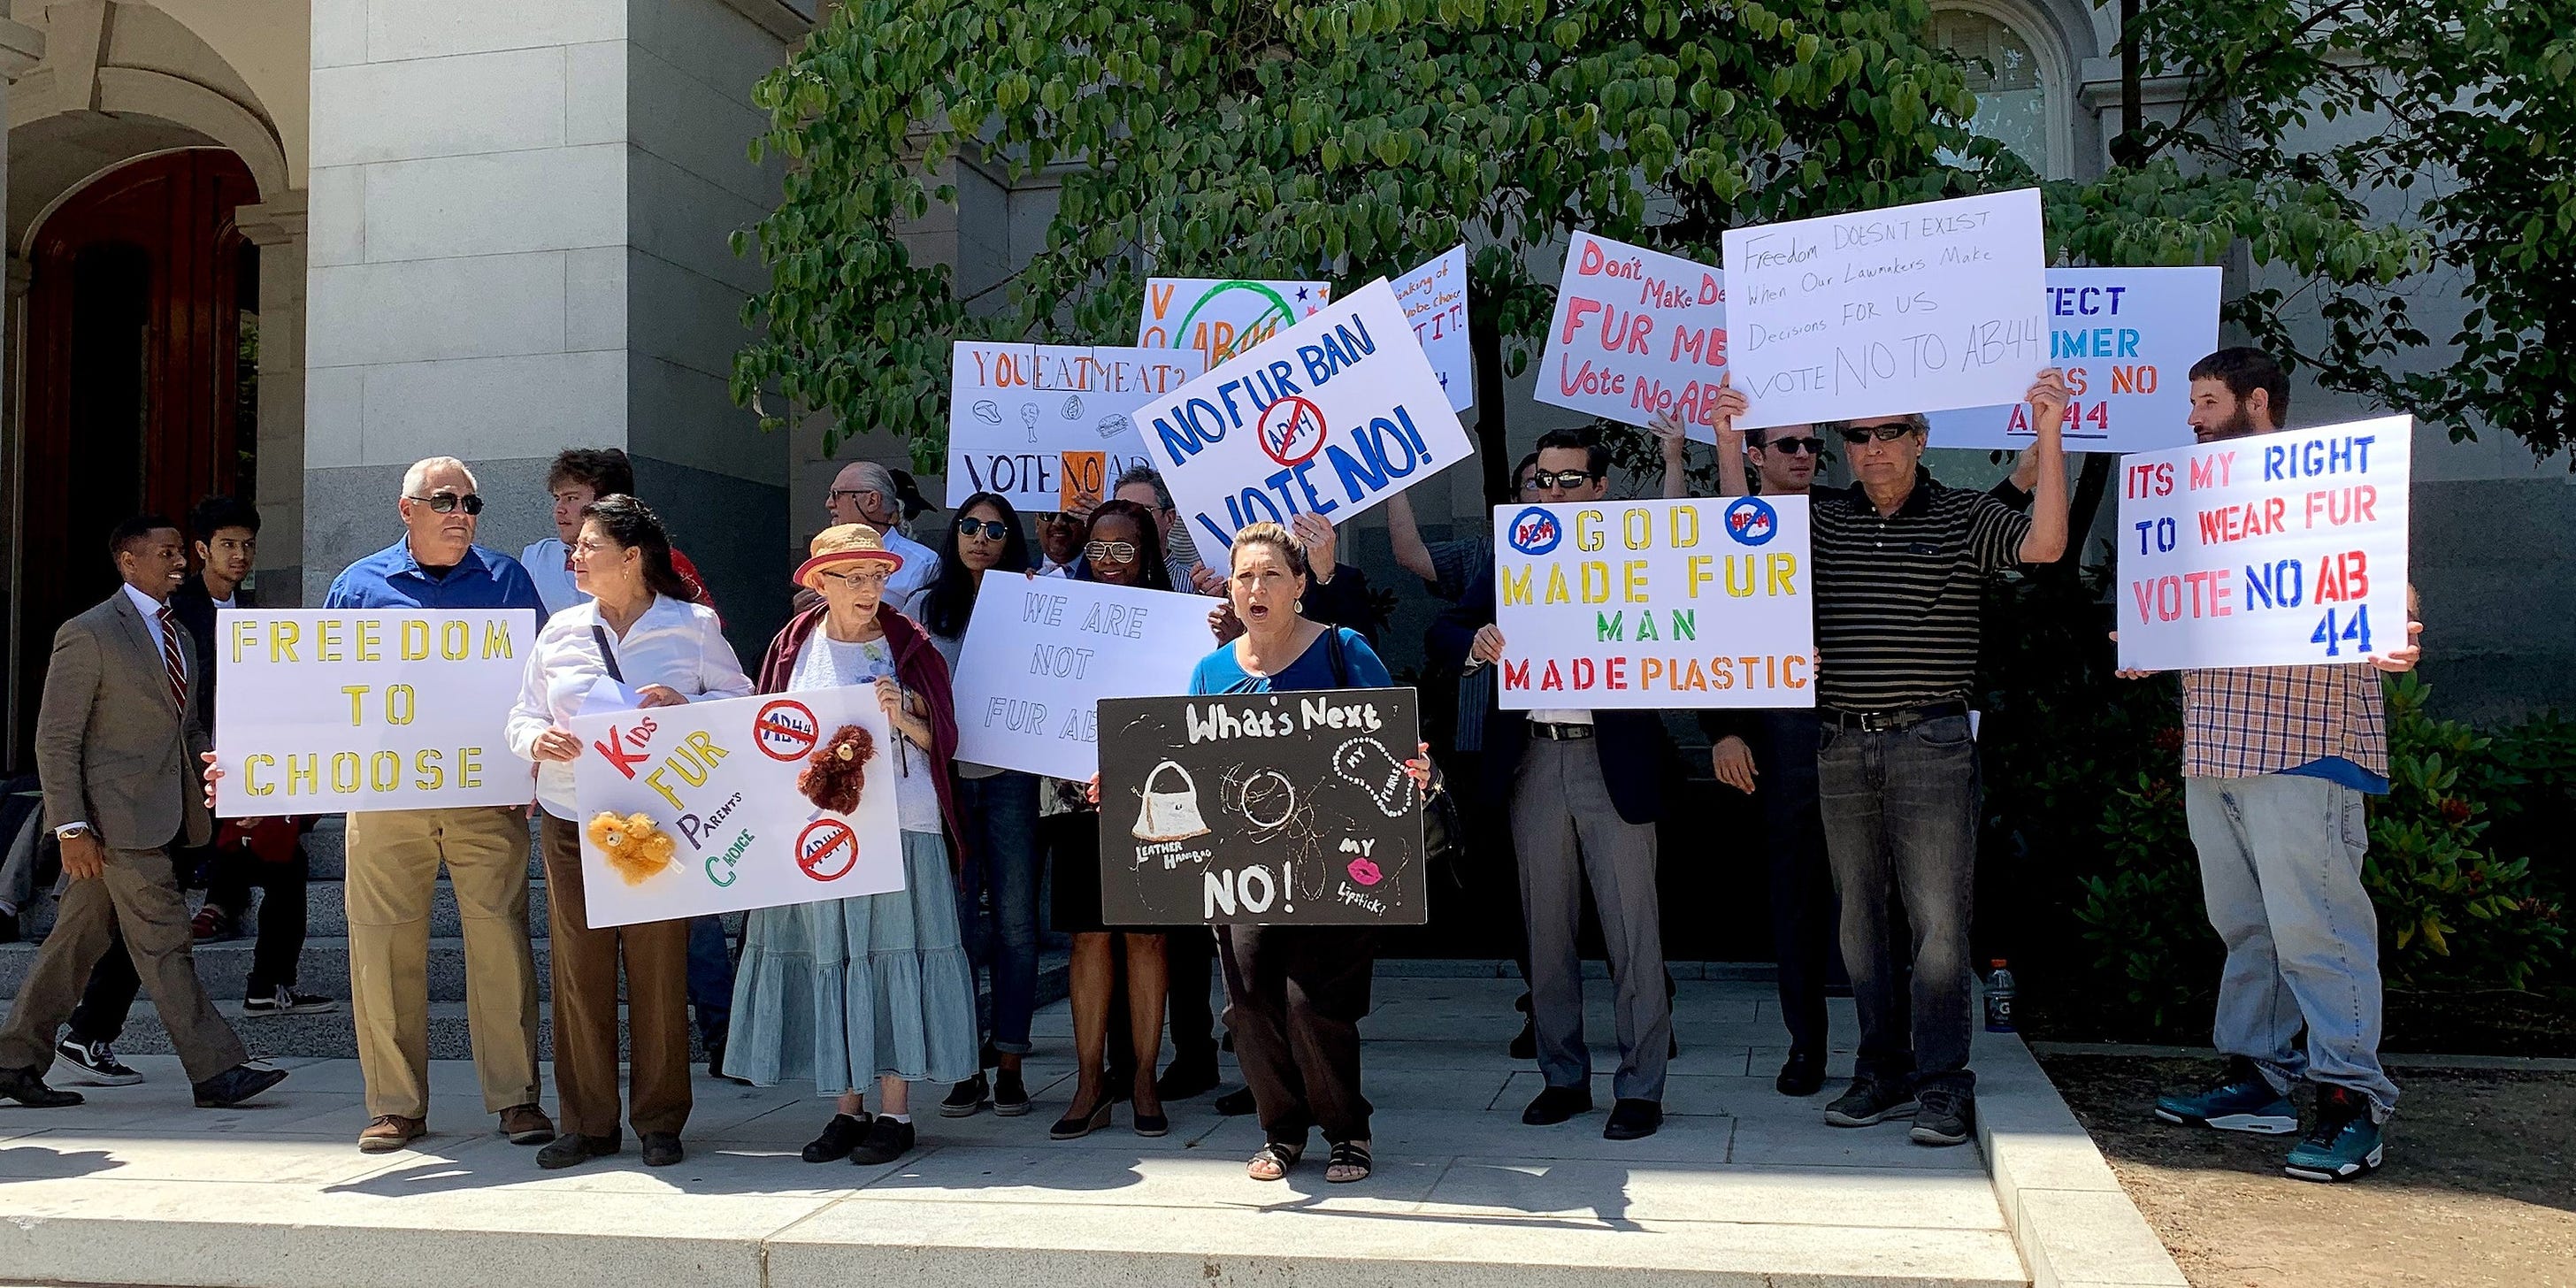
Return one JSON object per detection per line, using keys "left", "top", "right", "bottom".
{"left": 520, "top": 537, "right": 582, "bottom": 616}
{"left": 505, "top": 595, "right": 755, "bottom": 819}
{"left": 123, "top": 584, "right": 180, "bottom": 665}
{"left": 881, "top": 525, "right": 941, "bottom": 606}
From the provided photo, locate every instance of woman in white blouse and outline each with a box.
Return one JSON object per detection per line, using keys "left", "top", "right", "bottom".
{"left": 504, "top": 494, "right": 752, "bottom": 1170}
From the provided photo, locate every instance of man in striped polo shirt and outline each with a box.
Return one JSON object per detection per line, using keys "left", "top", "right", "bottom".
{"left": 1810, "top": 369, "right": 2071, "bottom": 1147}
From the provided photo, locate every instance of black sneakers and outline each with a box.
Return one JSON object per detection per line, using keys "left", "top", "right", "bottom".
{"left": 802, "top": 1112, "right": 869, "bottom": 1163}
{"left": 53, "top": 1039, "right": 142, "bottom": 1087}
{"left": 939, "top": 1072, "right": 990, "bottom": 1118}
{"left": 242, "top": 987, "right": 337, "bottom": 1015}
{"left": 1824, "top": 1077, "right": 1920, "bottom": 1127}
{"left": 1909, "top": 1087, "right": 1975, "bottom": 1146}
{"left": 992, "top": 1069, "right": 1031, "bottom": 1116}
{"left": 848, "top": 1116, "right": 916, "bottom": 1165}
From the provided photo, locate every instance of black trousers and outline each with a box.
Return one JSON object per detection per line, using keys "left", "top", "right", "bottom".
{"left": 1218, "top": 924, "right": 1376, "bottom": 1145}
{"left": 69, "top": 847, "right": 308, "bottom": 1044}
{"left": 1164, "top": 925, "right": 1219, "bottom": 1065}
{"left": 1755, "top": 714, "right": 1837, "bottom": 1054}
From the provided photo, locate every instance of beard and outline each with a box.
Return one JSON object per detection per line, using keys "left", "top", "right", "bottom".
{"left": 2199, "top": 403, "right": 2262, "bottom": 441}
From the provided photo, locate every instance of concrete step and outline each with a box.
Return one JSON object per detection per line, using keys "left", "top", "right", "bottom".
{"left": 0, "top": 933, "right": 555, "bottom": 1002}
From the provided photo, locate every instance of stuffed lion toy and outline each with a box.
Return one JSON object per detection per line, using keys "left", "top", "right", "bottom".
{"left": 588, "top": 811, "right": 678, "bottom": 886}
{"left": 798, "top": 724, "right": 877, "bottom": 815}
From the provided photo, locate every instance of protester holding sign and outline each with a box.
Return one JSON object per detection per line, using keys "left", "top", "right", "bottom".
{"left": 2137, "top": 348, "right": 2423, "bottom": 1184}
{"left": 903, "top": 494, "right": 1046, "bottom": 1120}
{"left": 1806, "top": 371, "right": 2069, "bottom": 1150}
{"left": 727, "top": 525, "right": 974, "bottom": 1169}
{"left": 319, "top": 456, "right": 552, "bottom": 1155}
{"left": 1430, "top": 427, "right": 1680, "bottom": 1145}
{"left": 503, "top": 495, "right": 752, "bottom": 1170}
{"left": 1191, "top": 522, "right": 1422, "bottom": 1185}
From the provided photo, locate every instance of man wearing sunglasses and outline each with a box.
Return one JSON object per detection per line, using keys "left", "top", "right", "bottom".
{"left": 320, "top": 456, "right": 553, "bottom": 1154}
{"left": 824, "top": 460, "right": 940, "bottom": 606}
{"left": 1794, "top": 371, "right": 2071, "bottom": 1150}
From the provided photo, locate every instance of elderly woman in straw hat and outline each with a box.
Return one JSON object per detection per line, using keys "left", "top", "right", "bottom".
{"left": 724, "top": 523, "right": 977, "bottom": 1169}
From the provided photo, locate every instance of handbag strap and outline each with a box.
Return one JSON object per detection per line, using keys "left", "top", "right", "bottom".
{"left": 589, "top": 623, "right": 626, "bottom": 685}
{"left": 1323, "top": 626, "right": 1350, "bottom": 688}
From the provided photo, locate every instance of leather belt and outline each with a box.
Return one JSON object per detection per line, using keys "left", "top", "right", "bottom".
{"left": 1819, "top": 701, "right": 1969, "bottom": 732}
{"left": 1527, "top": 721, "right": 1597, "bottom": 741}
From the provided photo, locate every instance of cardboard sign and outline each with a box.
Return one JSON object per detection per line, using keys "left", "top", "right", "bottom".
{"left": 1723, "top": 188, "right": 2047, "bottom": 429}
{"left": 1131, "top": 278, "right": 1478, "bottom": 553}
{"left": 1491, "top": 499, "right": 1817, "bottom": 709}
{"left": 2115, "top": 417, "right": 2411, "bottom": 671}
{"left": 213, "top": 610, "right": 538, "bottom": 816}
{"left": 1929, "top": 266, "right": 2221, "bottom": 452}
{"left": 948, "top": 575, "right": 1214, "bottom": 780}
{"left": 570, "top": 686, "right": 907, "bottom": 928}
{"left": 946, "top": 342, "right": 1203, "bottom": 510}
{"left": 1535, "top": 233, "right": 1733, "bottom": 441}
{"left": 1393, "top": 244, "right": 1473, "bottom": 411}
{"left": 1137, "top": 277, "right": 1333, "bottom": 365}
{"left": 1096, "top": 687, "right": 1428, "bottom": 925}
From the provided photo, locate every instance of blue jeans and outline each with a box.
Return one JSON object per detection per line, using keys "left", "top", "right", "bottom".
{"left": 953, "top": 771, "right": 1043, "bottom": 1055}
{"left": 1817, "top": 714, "right": 1978, "bottom": 1096}
{"left": 686, "top": 916, "right": 732, "bottom": 1048}
{"left": 2185, "top": 774, "right": 2398, "bottom": 1119}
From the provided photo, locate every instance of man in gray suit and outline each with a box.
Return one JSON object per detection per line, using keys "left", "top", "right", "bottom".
{"left": 0, "top": 517, "right": 287, "bottom": 1108}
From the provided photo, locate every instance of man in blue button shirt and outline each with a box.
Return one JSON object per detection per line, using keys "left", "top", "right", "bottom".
{"left": 323, "top": 456, "right": 556, "bottom": 1154}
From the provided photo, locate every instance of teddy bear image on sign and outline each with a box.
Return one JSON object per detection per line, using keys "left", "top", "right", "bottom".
{"left": 587, "top": 811, "right": 679, "bottom": 886}
{"left": 797, "top": 724, "right": 878, "bottom": 815}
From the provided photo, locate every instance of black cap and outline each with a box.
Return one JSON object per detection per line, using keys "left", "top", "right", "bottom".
{"left": 887, "top": 469, "right": 935, "bottom": 520}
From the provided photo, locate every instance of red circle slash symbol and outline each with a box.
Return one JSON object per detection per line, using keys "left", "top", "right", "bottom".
{"left": 797, "top": 819, "right": 859, "bottom": 882}
{"left": 755, "top": 700, "right": 821, "bottom": 761}
{"left": 1256, "top": 395, "right": 1328, "bottom": 467}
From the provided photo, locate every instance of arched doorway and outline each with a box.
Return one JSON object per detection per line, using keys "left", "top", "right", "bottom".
{"left": 15, "top": 148, "right": 259, "bottom": 755}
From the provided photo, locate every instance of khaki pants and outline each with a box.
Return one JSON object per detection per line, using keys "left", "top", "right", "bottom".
{"left": 0, "top": 847, "right": 249, "bottom": 1083}
{"left": 537, "top": 813, "right": 691, "bottom": 1138}
{"left": 345, "top": 807, "right": 540, "bottom": 1120}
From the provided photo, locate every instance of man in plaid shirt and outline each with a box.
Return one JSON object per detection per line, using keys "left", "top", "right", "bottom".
{"left": 2136, "top": 349, "right": 2423, "bottom": 1184}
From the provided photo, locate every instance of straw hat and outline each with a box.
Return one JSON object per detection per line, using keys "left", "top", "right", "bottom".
{"left": 795, "top": 523, "right": 904, "bottom": 591}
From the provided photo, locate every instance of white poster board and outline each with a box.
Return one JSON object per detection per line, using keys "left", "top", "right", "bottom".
{"left": 949, "top": 576, "right": 1211, "bottom": 780}
{"left": 1392, "top": 245, "right": 1473, "bottom": 411}
{"left": 1131, "top": 278, "right": 1477, "bottom": 555}
{"left": 213, "top": 610, "right": 537, "bottom": 816}
{"left": 1137, "top": 277, "right": 1333, "bottom": 365}
{"left": 1490, "top": 499, "right": 1815, "bottom": 709}
{"left": 1928, "top": 266, "right": 2220, "bottom": 452}
{"left": 2115, "top": 417, "right": 2411, "bottom": 671}
{"left": 571, "top": 686, "right": 905, "bottom": 928}
{"left": 945, "top": 343, "right": 1205, "bottom": 510}
{"left": 1534, "top": 233, "right": 1733, "bottom": 440}
{"left": 1722, "top": 188, "right": 2047, "bottom": 429}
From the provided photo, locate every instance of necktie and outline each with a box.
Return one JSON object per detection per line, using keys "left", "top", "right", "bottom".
{"left": 156, "top": 605, "right": 188, "bottom": 711}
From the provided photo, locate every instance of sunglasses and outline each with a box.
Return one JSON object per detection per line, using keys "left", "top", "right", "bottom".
{"left": 1530, "top": 469, "right": 1600, "bottom": 490}
{"left": 955, "top": 518, "right": 1012, "bottom": 540}
{"left": 1084, "top": 540, "right": 1138, "bottom": 564}
{"left": 1838, "top": 425, "right": 1920, "bottom": 445}
{"left": 1761, "top": 437, "right": 1827, "bottom": 456}
{"left": 408, "top": 492, "right": 485, "bottom": 515}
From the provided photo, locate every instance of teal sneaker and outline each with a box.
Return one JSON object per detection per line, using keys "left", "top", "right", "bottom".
{"left": 2153, "top": 1056, "right": 2298, "bottom": 1134}
{"left": 2283, "top": 1085, "right": 2384, "bottom": 1183}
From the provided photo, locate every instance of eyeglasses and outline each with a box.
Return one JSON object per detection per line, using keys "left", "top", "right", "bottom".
{"left": 828, "top": 488, "right": 880, "bottom": 505}
{"left": 1083, "top": 540, "right": 1138, "bottom": 564}
{"left": 955, "top": 518, "right": 1012, "bottom": 540}
{"left": 1837, "top": 425, "right": 1920, "bottom": 445}
{"left": 815, "top": 567, "right": 890, "bottom": 587}
{"left": 407, "top": 492, "right": 485, "bottom": 515}
{"left": 1530, "top": 469, "right": 1600, "bottom": 490}
{"left": 1762, "top": 437, "right": 1827, "bottom": 456}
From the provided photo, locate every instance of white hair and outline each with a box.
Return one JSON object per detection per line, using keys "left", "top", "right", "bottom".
{"left": 402, "top": 456, "right": 478, "bottom": 498}
{"left": 841, "top": 460, "right": 896, "bottom": 497}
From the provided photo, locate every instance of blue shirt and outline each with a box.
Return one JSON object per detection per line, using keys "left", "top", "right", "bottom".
{"left": 1190, "top": 627, "right": 1391, "bottom": 696}
{"left": 325, "top": 540, "right": 546, "bottom": 612}
{"left": 2281, "top": 755, "right": 2391, "bottom": 795}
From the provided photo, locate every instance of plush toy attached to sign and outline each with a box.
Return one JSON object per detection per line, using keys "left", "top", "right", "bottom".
{"left": 798, "top": 724, "right": 878, "bottom": 815}
{"left": 587, "top": 811, "right": 678, "bottom": 886}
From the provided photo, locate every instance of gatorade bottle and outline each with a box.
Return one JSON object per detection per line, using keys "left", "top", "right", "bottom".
{"left": 1983, "top": 960, "right": 2017, "bottom": 1033}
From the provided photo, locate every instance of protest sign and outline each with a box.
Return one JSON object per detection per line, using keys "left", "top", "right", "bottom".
{"left": 571, "top": 686, "right": 906, "bottom": 928}
{"left": 1096, "top": 687, "right": 1428, "bottom": 926}
{"left": 1491, "top": 499, "right": 1816, "bottom": 710}
{"left": 1928, "top": 266, "right": 2220, "bottom": 452}
{"left": 1535, "top": 233, "right": 1733, "bottom": 440}
{"left": 1137, "top": 277, "right": 1333, "bottom": 365}
{"left": 948, "top": 576, "right": 1213, "bottom": 780}
{"left": 1723, "top": 188, "right": 2047, "bottom": 429}
{"left": 946, "top": 342, "right": 1203, "bottom": 510}
{"left": 213, "top": 610, "right": 536, "bottom": 816}
{"left": 1393, "top": 245, "right": 1473, "bottom": 411}
{"left": 2116, "top": 416, "right": 2411, "bottom": 671}
{"left": 1131, "top": 278, "right": 1477, "bottom": 554}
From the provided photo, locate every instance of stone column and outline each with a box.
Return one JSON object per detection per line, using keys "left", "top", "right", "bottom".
{"left": 237, "top": 194, "right": 310, "bottom": 603}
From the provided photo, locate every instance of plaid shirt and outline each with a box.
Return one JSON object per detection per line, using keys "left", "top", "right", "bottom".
{"left": 2180, "top": 664, "right": 2388, "bottom": 779}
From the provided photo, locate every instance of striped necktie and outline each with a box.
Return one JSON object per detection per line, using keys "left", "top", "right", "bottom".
{"left": 155, "top": 605, "right": 188, "bottom": 710}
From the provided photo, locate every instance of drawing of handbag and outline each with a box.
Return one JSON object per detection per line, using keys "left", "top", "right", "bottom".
{"left": 1132, "top": 760, "right": 1213, "bottom": 842}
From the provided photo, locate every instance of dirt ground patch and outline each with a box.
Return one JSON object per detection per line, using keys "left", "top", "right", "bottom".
{"left": 2040, "top": 1054, "right": 2576, "bottom": 1288}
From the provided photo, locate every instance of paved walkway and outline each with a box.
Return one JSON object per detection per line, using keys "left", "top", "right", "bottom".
{"left": 0, "top": 973, "right": 2066, "bottom": 1286}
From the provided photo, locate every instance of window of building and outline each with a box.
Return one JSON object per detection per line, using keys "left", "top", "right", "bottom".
{"left": 1932, "top": 6, "right": 2057, "bottom": 177}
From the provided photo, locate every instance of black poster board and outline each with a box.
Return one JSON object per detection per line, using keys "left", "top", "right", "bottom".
{"left": 1096, "top": 686, "right": 1428, "bottom": 925}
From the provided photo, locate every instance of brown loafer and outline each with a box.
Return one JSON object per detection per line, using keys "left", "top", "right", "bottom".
{"left": 358, "top": 1115, "right": 426, "bottom": 1153}
{"left": 499, "top": 1103, "right": 556, "bottom": 1145}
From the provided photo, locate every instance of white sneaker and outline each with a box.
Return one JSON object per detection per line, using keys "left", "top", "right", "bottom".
{"left": 54, "top": 1039, "right": 143, "bottom": 1086}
